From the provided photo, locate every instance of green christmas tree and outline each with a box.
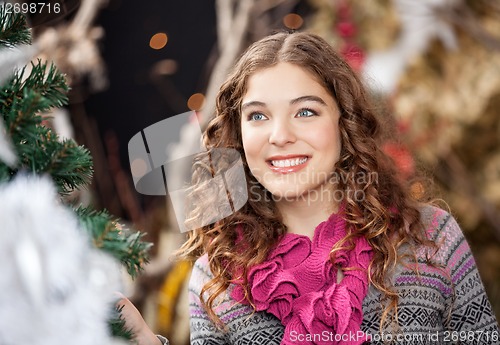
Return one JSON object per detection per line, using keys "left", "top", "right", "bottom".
{"left": 0, "top": 6, "right": 151, "bottom": 341}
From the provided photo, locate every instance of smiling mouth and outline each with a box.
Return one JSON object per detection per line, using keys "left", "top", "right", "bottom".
{"left": 266, "top": 156, "right": 310, "bottom": 174}
{"left": 269, "top": 157, "right": 308, "bottom": 167}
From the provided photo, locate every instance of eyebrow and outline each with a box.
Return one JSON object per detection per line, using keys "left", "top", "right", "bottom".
{"left": 241, "top": 95, "right": 327, "bottom": 111}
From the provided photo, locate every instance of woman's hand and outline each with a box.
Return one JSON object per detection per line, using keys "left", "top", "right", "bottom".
{"left": 116, "top": 293, "right": 163, "bottom": 345}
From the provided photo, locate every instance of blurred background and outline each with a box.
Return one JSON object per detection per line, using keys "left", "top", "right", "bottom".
{"left": 28, "top": 0, "right": 500, "bottom": 343}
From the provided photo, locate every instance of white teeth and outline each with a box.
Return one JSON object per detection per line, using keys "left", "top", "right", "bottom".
{"left": 271, "top": 157, "right": 308, "bottom": 167}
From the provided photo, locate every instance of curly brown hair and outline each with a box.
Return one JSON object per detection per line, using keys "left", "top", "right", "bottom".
{"left": 177, "top": 31, "right": 437, "bottom": 333}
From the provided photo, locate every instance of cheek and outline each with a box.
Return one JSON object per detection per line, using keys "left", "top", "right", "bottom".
{"left": 241, "top": 128, "right": 251, "bottom": 154}
{"left": 241, "top": 127, "right": 260, "bottom": 164}
{"left": 241, "top": 131, "right": 258, "bottom": 171}
{"left": 306, "top": 123, "right": 341, "bottom": 156}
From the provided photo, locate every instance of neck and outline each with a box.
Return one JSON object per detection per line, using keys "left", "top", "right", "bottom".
{"left": 276, "top": 187, "right": 339, "bottom": 239}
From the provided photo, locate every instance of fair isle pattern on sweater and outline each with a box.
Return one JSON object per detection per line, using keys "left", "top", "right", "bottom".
{"left": 188, "top": 206, "right": 500, "bottom": 345}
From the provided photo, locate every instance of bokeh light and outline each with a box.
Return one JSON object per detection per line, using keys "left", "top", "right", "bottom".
{"left": 187, "top": 93, "right": 205, "bottom": 111}
{"left": 283, "top": 13, "right": 303, "bottom": 30}
{"left": 131, "top": 158, "right": 148, "bottom": 178}
{"left": 152, "top": 59, "right": 178, "bottom": 75}
{"left": 149, "top": 33, "right": 168, "bottom": 50}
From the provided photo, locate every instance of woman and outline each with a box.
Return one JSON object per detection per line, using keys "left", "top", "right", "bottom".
{"left": 121, "top": 31, "right": 500, "bottom": 345}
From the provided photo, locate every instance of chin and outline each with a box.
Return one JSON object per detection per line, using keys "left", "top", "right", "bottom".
{"left": 264, "top": 184, "right": 309, "bottom": 201}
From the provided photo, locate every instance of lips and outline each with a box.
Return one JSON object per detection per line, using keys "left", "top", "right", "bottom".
{"left": 266, "top": 155, "right": 310, "bottom": 174}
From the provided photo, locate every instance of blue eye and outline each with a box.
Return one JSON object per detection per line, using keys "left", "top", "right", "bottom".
{"left": 249, "top": 112, "right": 267, "bottom": 121}
{"left": 296, "top": 108, "right": 317, "bottom": 117}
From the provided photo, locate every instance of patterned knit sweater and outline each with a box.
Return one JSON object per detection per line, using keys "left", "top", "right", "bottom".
{"left": 188, "top": 206, "right": 500, "bottom": 344}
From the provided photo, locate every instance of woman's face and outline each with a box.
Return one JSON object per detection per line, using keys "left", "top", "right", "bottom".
{"left": 240, "top": 62, "right": 341, "bottom": 203}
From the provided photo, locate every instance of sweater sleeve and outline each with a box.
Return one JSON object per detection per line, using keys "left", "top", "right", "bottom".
{"left": 188, "top": 254, "right": 229, "bottom": 345}
{"left": 430, "top": 209, "right": 500, "bottom": 344}
{"left": 156, "top": 335, "right": 169, "bottom": 344}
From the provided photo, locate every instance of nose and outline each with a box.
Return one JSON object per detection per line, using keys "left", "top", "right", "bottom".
{"left": 268, "top": 118, "right": 296, "bottom": 146}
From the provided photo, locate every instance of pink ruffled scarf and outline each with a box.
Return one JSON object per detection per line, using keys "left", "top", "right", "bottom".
{"left": 231, "top": 210, "right": 373, "bottom": 345}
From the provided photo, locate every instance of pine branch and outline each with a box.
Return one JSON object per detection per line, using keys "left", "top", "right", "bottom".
{"left": 0, "top": 61, "right": 68, "bottom": 116}
{"left": 76, "top": 206, "right": 152, "bottom": 279}
{"left": 47, "top": 139, "right": 94, "bottom": 193}
{"left": 0, "top": 118, "right": 93, "bottom": 194}
{"left": 0, "top": 59, "right": 87, "bottom": 193}
{"left": 22, "top": 61, "right": 69, "bottom": 106}
{"left": 1, "top": 61, "right": 69, "bottom": 142}
{"left": 0, "top": 164, "right": 10, "bottom": 183}
{"left": 109, "top": 304, "right": 135, "bottom": 341}
{"left": 0, "top": 5, "right": 30, "bottom": 48}
{"left": 34, "top": 137, "right": 94, "bottom": 194}
{"left": 2, "top": 88, "right": 42, "bottom": 138}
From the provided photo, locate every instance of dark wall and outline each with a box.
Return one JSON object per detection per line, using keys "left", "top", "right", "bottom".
{"left": 85, "top": 0, "right": 217, "bottom": 166}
